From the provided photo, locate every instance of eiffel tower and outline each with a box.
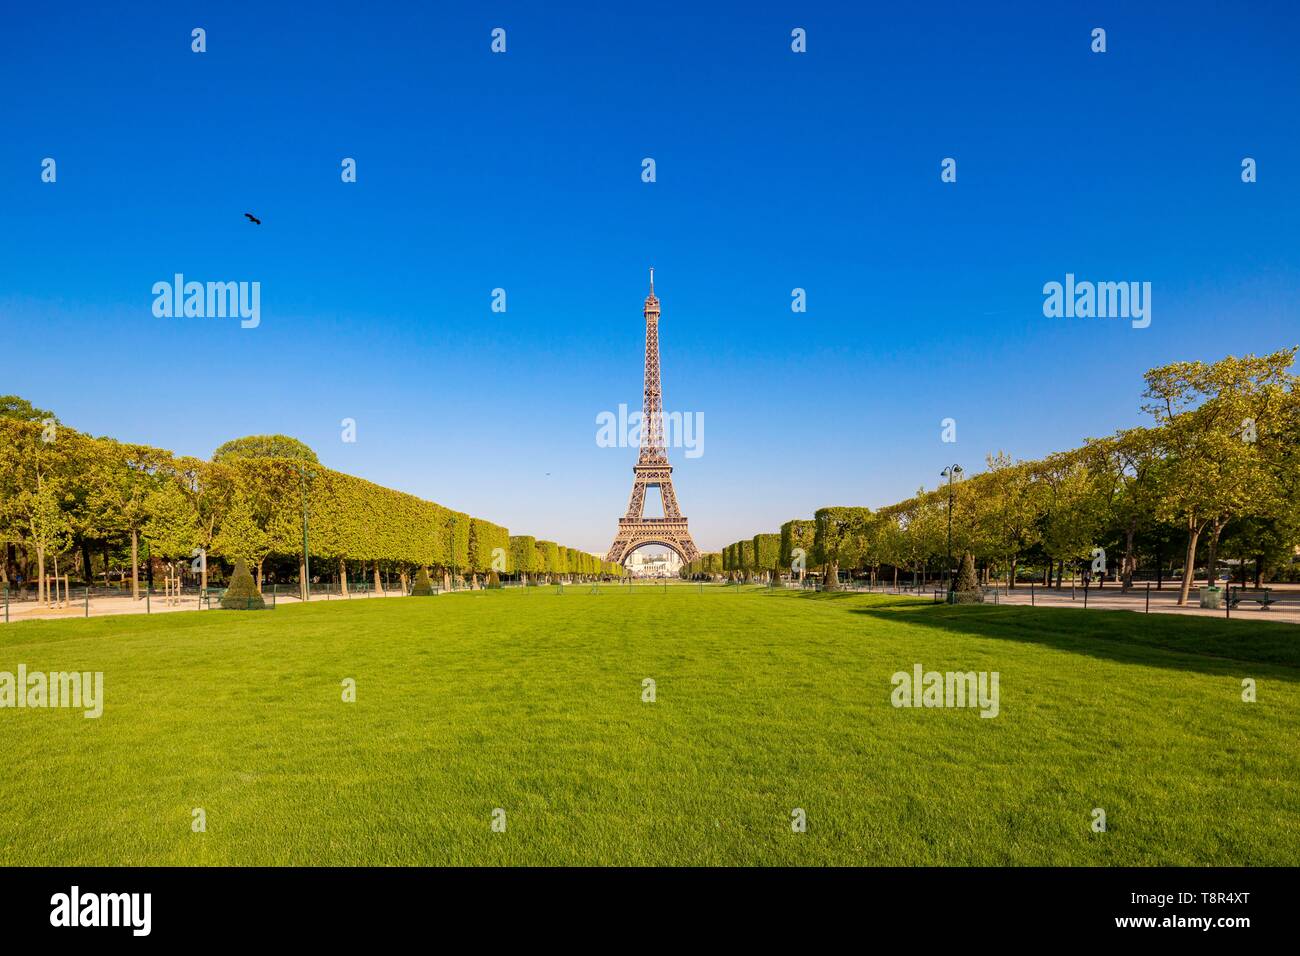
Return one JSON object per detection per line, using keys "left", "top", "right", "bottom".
{"left": 605, "top": 269, "right": 700, "bottom": 566}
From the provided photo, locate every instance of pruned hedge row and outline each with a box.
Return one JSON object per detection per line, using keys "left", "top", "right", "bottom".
{"left": 0, "top": 410, "right": 613, "bottom": 589}
{"left": 206, "top": 461, "right": 613, "bottom": 579}
{"left": 682, "top": 552, "right": 722, "bottom": 577}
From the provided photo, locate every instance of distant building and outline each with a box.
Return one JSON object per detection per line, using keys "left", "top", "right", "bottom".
{"left": 624, "top": 550, "right": 682, "bottom": 578}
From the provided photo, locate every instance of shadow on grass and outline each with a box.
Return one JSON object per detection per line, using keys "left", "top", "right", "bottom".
{"left": 848, "top": 600, "right": 1300, "bottom": 678}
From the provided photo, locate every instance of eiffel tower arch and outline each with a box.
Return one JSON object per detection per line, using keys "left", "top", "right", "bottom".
{"left": 605, "top": 270, "right": 700, "bottom": 567}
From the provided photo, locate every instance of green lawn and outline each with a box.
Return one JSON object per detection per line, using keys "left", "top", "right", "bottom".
{"left": 2, "top": 586, "right": 1297, "bottom": 865}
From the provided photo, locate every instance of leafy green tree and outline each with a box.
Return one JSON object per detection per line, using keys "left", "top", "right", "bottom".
{"left": 28, "top": 471, "right": 73, "bottom": 601}
{"left": 813, "top": 507, "right": 870, "bottom": 590}
{"left": 468, "top": 518, "right": 509, "bottom": 587}
{"left": 752, "top": 533, "right": 782, "bottom": 584}
{"left": 213, "top": 435, "right": 318, "bottom": 463}
{"left": 779, "top": 519, "right": 815, "bottom": 581}
{"left": 851, "top": 511, "right": 891, "bottom": 585}
{"left": 212, "top": 485, "right": 271, "bottom": 574}
{"left": 173, "top": 457, "right": 230, "bottom": 592}
{"left": 537, "top": 540, "right": 561, "bottom": 583}
{"left": 1035, "top": 450, "right": 1104, "bottom": 588}
{"left": 510, "top": 535, "right": 537, "bottom": 584}
{"left": 0, "top": 419, "right": 63, "bottom": 599}
{"left": 1222, "top": 514, "right": 1296, "bottom": 587}
{"left": 0, "top": 396, "right": 56, "bottom": 422}
{"left": 976, "top": 452, "right": 1044, "bottom": 588}
{"left": 85, "top": 440, "right": 161, "bottom": 600}
{"left": 896, "top": 492, "right": 947, "bottom": 588}
{"left": 1143, "top": 350, "right": 1297, "bottom": 603}
{"left": 466, "top": 519, "right": 483, "bottom": 586}
{"left": 209, "top": 459, "right": 301, "bottom": 588}
{"left": 442, "top": 512, "right": 470, "bottom": 587}
{"left": 734, "top": 540, "right": 752, "bottom": 581}
{"left": 1085, "top": 429, "right": 1164, "bottom": 589}
{"left": 142, "top": 477, "right": 200, "bottom": 578}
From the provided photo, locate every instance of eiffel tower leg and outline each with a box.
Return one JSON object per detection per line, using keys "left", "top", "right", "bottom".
{"left": 605, "top": 528, "right": 636, "bottom": 565}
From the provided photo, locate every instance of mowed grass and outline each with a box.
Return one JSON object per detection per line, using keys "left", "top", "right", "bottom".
{"left": 2, "top": 585, "right": 1298, "bottom": 866}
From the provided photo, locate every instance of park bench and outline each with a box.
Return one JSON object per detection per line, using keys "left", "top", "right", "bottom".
{"left": 1227, "top": 586, "right": 1275, "bottom": 610}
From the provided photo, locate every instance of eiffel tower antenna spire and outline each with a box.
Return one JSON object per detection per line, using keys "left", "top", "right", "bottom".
{"left": 605, "top": 273, "right": 699, "bottom": 567}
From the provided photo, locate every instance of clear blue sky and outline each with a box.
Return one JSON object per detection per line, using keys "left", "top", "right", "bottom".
{"left": 3, "top": 2, "right": 1298, "bottom": 554}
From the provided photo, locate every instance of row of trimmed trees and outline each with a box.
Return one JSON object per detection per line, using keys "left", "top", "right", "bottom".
{"left": 0, "top": 401, "right": 621, "bottom": 603}
{"left": 507, "top": 535, "right": 623, "bottom": 585}
{"left": 685, "top": 351, "right": 1300, "bottom": 606}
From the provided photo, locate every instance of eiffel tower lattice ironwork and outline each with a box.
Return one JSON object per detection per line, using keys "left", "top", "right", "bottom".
{"left": 605, "top": 269, "right": 700, "bottom": 566}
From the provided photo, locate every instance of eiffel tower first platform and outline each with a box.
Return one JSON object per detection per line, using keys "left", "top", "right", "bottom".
{"left": 604, "top": 270, "right": 700, "bottom": 566}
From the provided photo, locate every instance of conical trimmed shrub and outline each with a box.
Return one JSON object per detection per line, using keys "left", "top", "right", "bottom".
{"left": 950, "top": 551, "right": 983, "bottom": 604}
{"left": 221, "top": 559, "right": 266, "bottom": 610}
{"left": 487, "top": 569, "right": 501, "bottom": 589}
{"left": 411, "top": 567, "right": 435, "bottom": 596}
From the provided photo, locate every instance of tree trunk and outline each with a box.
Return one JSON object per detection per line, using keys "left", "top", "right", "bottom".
{"left": 1177, "top": 520, "right": 1200, "bottom": 606}
{"left": 37, "top": 543, "right": 47, "bottom": 604}
{"left": 374, "top": 560, "right": 384, "bottom": 596}
{"left": 130, "top": 529, "right": 140, "bottom": 600}
{"left": 1205, "top": 522, "right": 1224, "bottom": 589}
{"left": 1122, "top": 523, "right": 1135, "bottom": 591}
{"left": 824, "top": 562, "right": 839, "bottom": 591}
{"left": 339, "top": 557, "right": 349, "bottom": 597}
{"left": 256, "top": 561, "right": 264, "bottom": 590}
{"left": 299, "top": 555, "right": 309, "bottom": 601}
{"left": 1255, "top": 554, "right": 1264, "bottom": 589}
{"left": 399, "top": 568, "right": 409, "bottom": 594}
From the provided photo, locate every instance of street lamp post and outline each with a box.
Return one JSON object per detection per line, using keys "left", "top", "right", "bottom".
{"left": 297, "top": 464, "right": 311, "bottom": 602}
{"left": 940, "top": 464, "right": 963, "bottom": 591}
